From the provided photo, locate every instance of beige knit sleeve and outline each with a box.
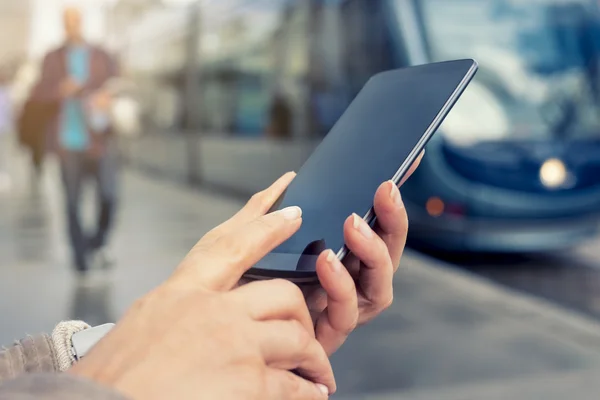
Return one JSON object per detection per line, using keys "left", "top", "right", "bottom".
{"left": 0, "top": 334, "right": 59, "bottom": 385}
{"left": 0, "top": 321, "right": 91, "bottom": 385}
{"left": 0, "top": 374, "right": 128, "bottom": 400}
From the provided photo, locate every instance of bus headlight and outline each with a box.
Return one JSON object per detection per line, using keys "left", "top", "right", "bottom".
{"left": 540, "top": 158, "right": 568, "bottom": 189}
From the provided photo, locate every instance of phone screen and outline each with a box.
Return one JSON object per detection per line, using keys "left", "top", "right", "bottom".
{"left": 250, "top": 60, "right": 477, "bottom": 280}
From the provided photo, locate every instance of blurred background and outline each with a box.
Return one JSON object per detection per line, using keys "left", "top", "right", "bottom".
{"left": 4, "top": 0, "right": 600, "bottom": 398}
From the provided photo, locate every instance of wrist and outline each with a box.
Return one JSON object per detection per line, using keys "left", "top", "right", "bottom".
{"left": 68, "top": 341, "right": 128, "bottom": 396}
{"left": 69, "top": 353, "right": 150, "bottom": 400}
{"left": 67, "top": 323, "right": 149, "bottom": 400}
{"left": 56, "top": 322, "right": 118, "bottom": 385}
{"left": 69, "top": 356, "right": 117, "bottom": 386}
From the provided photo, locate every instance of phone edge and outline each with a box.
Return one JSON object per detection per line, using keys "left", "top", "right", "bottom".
{"left": 336, "top": 60, "right": 479, "bottom": 261}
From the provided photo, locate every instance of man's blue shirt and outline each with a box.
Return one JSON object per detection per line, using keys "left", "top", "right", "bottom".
{"left": 60, "top": 46, "right": 90, "bottom": 151}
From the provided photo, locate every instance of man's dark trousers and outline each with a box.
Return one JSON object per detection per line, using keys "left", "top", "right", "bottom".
{"left": 60, "top": 141, "right": 118, "bottom": 272}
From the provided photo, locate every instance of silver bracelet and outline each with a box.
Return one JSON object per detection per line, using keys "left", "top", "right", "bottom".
{"left": 71, "top": 323, "right": 115, "bottom": 361}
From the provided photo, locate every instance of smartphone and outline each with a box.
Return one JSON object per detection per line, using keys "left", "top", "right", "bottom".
{"left": 244, "top": 59, "right": 478, "bottom": 283}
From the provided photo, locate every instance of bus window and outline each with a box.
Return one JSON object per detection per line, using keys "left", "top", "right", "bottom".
{"left": 413, "top": 0, "right": 600, "bottom": 144}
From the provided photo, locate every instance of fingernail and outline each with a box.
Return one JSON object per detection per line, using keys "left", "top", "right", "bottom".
{"left": 280, "top": 206, "right": 302, "bottom": 220}
{"left": 352, "top": 214, "right": 373, "bottom": 238}
{"left": 316, "top": 384, "right": 329, "bottom": 396}
{"left": 389, "top": 181, "right": 403, "bottom": 208}
{"left": 326, "top": 250, "right": 341, "bottom": 272}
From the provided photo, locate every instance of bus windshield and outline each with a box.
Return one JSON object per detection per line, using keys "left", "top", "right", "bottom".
{"left": 411, "top": 0, "right": 600, "bottom": 145}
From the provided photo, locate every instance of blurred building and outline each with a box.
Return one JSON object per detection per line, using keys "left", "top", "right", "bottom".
{"left": 107, "top": 0, "right": 192, "bottom": 132}
{"left": 115, "top": 0, "right": 375, "bottom": 191}
{"left": 0, "top": 0, "right": 32, "bottom": 71}
{"left": 29, "top": 0, "right": 113, "bottom": 59}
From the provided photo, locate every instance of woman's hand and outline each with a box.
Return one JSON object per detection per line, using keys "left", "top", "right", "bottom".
{"left": 70, "top": 201, "right": 335, "bottom": 400}
{"left": 307, "top": 152, "right": 423, "bottom": 355}
{"left": 237, "top": 152, "right": 424, "bottom": 356}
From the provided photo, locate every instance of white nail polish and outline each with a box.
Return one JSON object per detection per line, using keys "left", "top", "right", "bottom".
{"left": 280, "top": 206, "right": 302, "bottom": 220}
{"left": 326, "top": 250, "right": 336, "bottom": 263}
{"left": 352, "top": 214, "right": 373, "bottom": 238}
{"left": 389, "top": 181, "right": 403, "bottom": 208}
{"left": 327, "top": 250, "right": 341, "bottom": 273}
{"left": 316, "top": 384, "right": 329, "bottom": 395}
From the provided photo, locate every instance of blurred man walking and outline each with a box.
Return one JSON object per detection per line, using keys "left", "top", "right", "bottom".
{"left": 32, "top": 6, "right": 119, "bottom": 276}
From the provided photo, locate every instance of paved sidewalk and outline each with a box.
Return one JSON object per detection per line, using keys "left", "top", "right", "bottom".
{"left": 2, "top": 150, "right": 600, "bottom": 398}
{"left": 336, "top": 255, "right": 600, "bottom": 399}
{"left": 343, "top": 368, "right": 600, "bottom": 400}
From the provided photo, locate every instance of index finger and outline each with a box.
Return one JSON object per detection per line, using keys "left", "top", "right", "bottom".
{"left": 314, "top": 250, "right": 359, "bottom": 355}
{"left": 372, "top": 181, "right": 409, "bottom": 271}
{"left": 371, "top": 151, "right": 422, "bottom": 270}
{"left": 174, "top": 206, "right": 303, "bottom": 291}
{"left": 205, "top": 172, "right": 296, "bottom": 242}
{"left": 399, "top": 150, "right": 424, "bottom": 186}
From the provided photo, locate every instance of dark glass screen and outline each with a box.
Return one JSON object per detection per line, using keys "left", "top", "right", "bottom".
{"left": 252, "top": 60, "right": 477, "bottom": 277}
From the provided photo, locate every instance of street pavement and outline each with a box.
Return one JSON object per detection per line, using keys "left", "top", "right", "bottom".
{"left": 2, "top": 150, "right": 600, "bottom": 398}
